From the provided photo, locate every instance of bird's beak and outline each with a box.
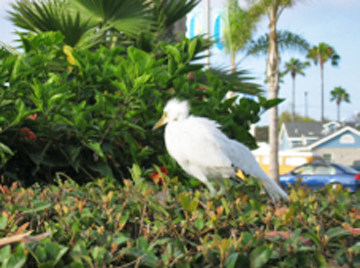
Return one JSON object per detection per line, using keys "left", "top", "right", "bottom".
{"left": 152, "top": 114, "right": 167, "bottom": 130}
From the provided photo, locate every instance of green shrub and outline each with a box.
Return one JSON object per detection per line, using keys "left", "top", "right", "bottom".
{"left": 1, "top": 174, "right": 360, "bottom": 267}
{"left": 0, "top": 31, "right": 278, "bottom": 186}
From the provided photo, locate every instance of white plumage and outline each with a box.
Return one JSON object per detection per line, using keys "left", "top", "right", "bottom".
{"left": 153, "top": 99, "right": 288, "bottom": 202}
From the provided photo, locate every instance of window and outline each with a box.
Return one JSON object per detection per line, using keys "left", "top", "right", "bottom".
{"left": 285, "top": 157, "right": 307, "bottom": 166}
{"left": 323, "top": 153, "right": 332, "bottom": 162}
{"left": 292, "top": 164, "right": 314, "bottom": 175}
{"left": 313, "top": 165, "right": 337, "bottom": 175}
{"left": 340, "top": 134, "right": 355, "bottom": 144}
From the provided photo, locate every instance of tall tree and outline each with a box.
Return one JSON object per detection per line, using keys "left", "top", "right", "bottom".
{"left": 251, "top": 0, "right": 305, "bottom": 184}
{"left": 222, "top": 0, "right": 262, "bottom": 73}
{"left": 281, "top": 58, "right": 310, "bottom": 121}
{"left": 330, "top": 86, "right": 350, "bottom": 121}
{"left": 306, "top": 42, "right": 340, "bottom": 123}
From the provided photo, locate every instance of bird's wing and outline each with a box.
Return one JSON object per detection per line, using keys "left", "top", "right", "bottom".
{"left": 165, "top": 116, "right": 233, "bottom": 170}
{"left": 225, "top": 139, "right": 288, "bottom": 201}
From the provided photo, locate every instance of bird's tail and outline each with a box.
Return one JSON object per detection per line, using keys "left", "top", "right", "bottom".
{"left": 258, "top": 176, "right": 288, "bottom": 202}
{"left": 236, "top": 168, "right": 288, "bottom": 202}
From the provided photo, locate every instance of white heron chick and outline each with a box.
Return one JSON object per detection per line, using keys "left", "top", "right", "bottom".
{"left": 153, "top": 99, "right": 288, "bottom": 202}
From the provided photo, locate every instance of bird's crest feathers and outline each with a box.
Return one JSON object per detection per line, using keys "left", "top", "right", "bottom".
{"left": 164, "top": 99, "right": 189, "bottom": 122}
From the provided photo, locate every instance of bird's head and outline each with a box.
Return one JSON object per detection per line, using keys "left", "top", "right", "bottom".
{"left": 152, "top": 99, "right": 189, "bottom": 130}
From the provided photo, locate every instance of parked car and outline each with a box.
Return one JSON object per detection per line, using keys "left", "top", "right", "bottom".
{"left": 280, "top": 162, "right": 360, "bottom": 192}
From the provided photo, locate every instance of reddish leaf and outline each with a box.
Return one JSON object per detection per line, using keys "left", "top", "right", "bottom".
{"left": 265, "top": 231, "right": 312, "bottom": 246}
{"left": 150, "top": 166, "right": 168, "bottom": 184}
{"left": 25, "top": 113, "right": 37, "bottom": 120}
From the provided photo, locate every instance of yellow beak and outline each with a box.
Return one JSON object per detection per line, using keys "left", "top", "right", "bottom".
{"left": 152, "top": 115, "right": 167, "bottom": 130}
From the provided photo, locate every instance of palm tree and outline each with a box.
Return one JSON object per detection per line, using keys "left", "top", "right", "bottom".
{"left": 330, "top": 86, "right": 350, "bottom": 121}
{"left": 281, "top": 58, "right": 310, "bottom": 121}
{"left": 251, "top": 0, "right": 305, "bottom": 184}
{"left": 306, "top": 42, "right": 340, "bottom": 123}
{"left": 8, "top": 0, "right": 199, "bottom": 49}
{"left": 222, "top": 0, "right": 262, "bottom": 73}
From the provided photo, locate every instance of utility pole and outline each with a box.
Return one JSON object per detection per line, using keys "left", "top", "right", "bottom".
{"left": 304, "top": 91, "right": 308, "bottom": 117}
{"left": 205, "top": 0, "right": 210, "bottom": 69}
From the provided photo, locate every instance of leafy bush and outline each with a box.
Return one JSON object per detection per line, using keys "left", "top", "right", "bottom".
{"left": 1, "top": 174, "right": 360, "bottom": 267}
{"left": 0, "top": 31, "right": 278, "bottom": 186}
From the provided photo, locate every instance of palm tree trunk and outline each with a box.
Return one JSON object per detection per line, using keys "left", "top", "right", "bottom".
{"left": 337, "top": 103, "right": 340, "bottom": 121}
{"left": 267, "top": 4, "right": 280, "bottom": 184}
{"left": 292, "top": 76, "right": 295, "bottom": 121}
{"left": 231, "top": 54, "right": 236, "bottom": 73}
{"left": 321, "top": 65, "right": 324, "bottom": 122}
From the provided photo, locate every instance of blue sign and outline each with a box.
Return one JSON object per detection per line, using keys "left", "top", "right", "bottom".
{"left": 214, "top": 15, "right": 224, "bottom": 50}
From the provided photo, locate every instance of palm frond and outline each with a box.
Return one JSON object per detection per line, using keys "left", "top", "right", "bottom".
{"left": 152, "top": 0, "right": 200, "bottom": 30}
{"left": 0, "top": 41, "right": 20, "bottom": 55}
{"left": 199, "top": 66, "right": 263, "bottom": 95}
{"left": 247, "top": 30, "right": 310, "bottom": 57}
{"left": 8, "top": 0, "right": 95, "bottom": 47}
{"left": 222, "top": 0, "right": 262, "bottom": 55}
{"left": 71, "top": 0, "right": 153, "bottom": 37}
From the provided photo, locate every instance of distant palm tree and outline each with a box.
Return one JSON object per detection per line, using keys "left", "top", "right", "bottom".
{"left": 281, "top": 58, "right": 310, "bottom": 121}
{"left": 330, "top": 86, "right": 350, "bottom": 121}
{"left": 306, "top": 43, "right": 340, "bottom": 123}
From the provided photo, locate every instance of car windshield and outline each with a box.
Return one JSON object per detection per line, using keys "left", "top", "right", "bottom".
{"left": 292, "top": 164, "right": 314, "bottom": 175}
{"left": 335, "top": 163, "right": 359, "bottom": 174}
{"left": 292, "top": 163, "right": 338, "bottom": 175}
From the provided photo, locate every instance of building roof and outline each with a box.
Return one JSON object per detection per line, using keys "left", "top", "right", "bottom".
{"left": 283, "top": 122, "right": 323, "bottom": 138}
{"left": 306, "top": 126, "right": 360, "bottom": 149}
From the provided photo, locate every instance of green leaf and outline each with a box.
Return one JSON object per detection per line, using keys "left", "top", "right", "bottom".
{"left": 227, "top": 252, "right": 250, "bottom": 267}
{"left": 250, "top": 245, "right": 271, "bottom": 268}
{"left": 87, "top": 163, "right": 113, "bottom": 178}
{"left": 326, "top": 228, "right": 351, "bottom": 242}
{"left": 2, "top": 252, "right": 27, "bottom": 268}
{"left": 133, "top": 74, "right": 152, "bottom": 90}
{"left": 0, "top": 143, "right": 14, "bottom": 156}
{"left": 0, "top": 245, "right": 11, "bottom": 263}
{"left": 136, "top": 237, "right": 148, "bottom": 249}
{"left": 148, "top": 238, "right": 171, "bottom": 251}
{"left": 70, "top": 262, "right": 85, "bottom": 268}
{"left": 165, "top": 45, "right": 181, "bottom": 63}
{"left": 304, "top": 232, "right": 322, "bottom": 248}
{"left": 188, "top": 38, "right": 198, "bottom": 59}
{"left": 36, "top": 246, "right": 47, "bottom": 263}
{"left": 130, "top": 164, "right": 142, "bottom": 182}
{"left": 45, "top": 243, "right": 60, "bottom": 260}
{"left": 55, "top": 246, "right": 68, "bottom": 265}
{"left": 91, "top": 247, "right": 108, "bottom": 263}
{"left": 168, "top": 57, "right": 176, "bottom": 75}
{"left": 194, "top": 218, "right": 204, "bottom": 230}
{"left": 85, "top": 142, "right": 106, "bottom": 163}
{"left": 225, "top": 252, "right": 239, "bottom": 268}
{"left": 314, "top": 251, "right": 327, "bottom": 266}
{"left": 48, "top": 93, "right": 66, "bottom": 107}
{"left": 114, "top": 235, "right": 129, "bottom": 246}
{"left": 21, "top": 202, "right": 52, "bottom": 214}
{"left": 0, "top": 216, "right": 7, "bottom": 229}
{"left": 179, "top": 193, "right": 189, "bottom": 210}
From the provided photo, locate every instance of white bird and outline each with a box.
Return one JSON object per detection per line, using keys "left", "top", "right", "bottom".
{"left": 153, "top": 99, "right": 288, "bottom": 202}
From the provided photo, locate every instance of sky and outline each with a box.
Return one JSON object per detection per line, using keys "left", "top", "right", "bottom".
{"left": 1, "top": 0, "right": 360, "bottom": 126}
{"left": 189, "top": 0, "right": 360, "bottom": 125}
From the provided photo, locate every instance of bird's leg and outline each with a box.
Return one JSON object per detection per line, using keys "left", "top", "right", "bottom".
{"left": 217, "top": 180, "right": 227, "bottom": 197}
{"left": 205, "top": 182, "right": 218, "bottom": 198}
{"left": 189, "top": 171, "right": 217, "bottom": 198}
